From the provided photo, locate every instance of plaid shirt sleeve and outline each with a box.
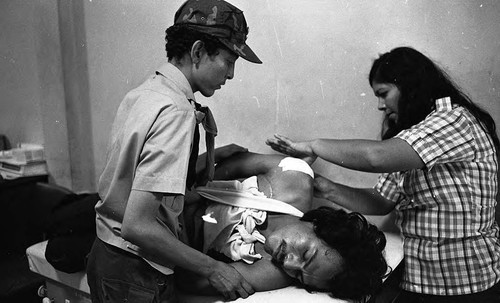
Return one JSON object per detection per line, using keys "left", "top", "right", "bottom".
{"left": 396, "top": 99, "right": 476, "bottom": 170}
{"left": 374, "top": 172, "right": 404, "bottom": 203}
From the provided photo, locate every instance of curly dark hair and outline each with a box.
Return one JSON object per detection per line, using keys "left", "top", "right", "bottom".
{"left": 165, "top": 24, "right": 231, "bottom": 61}
{"left": 368, "top": 46, "right": 499, "bottom": 153}
{"left": 300, "top": 206, "right": 389, "bottom": 302}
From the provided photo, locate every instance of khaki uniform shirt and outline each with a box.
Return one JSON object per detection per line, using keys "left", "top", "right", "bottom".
{"left": 95, "top": 63, "right": 198, "bottom": 274}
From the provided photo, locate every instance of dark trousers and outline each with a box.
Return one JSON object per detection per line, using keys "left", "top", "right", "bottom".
{"left": 370, "top": 263, "right": 500, "bottom": 303}
{"left": 86, "top": 238, "right": 177, "bottom": 303}
{"left": 391, "top": 280, "right": 500, "bottom": 303}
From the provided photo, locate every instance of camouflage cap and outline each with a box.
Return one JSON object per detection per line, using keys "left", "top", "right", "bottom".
{"left": 174, "top": 0, "right": 262, "bottom": 64}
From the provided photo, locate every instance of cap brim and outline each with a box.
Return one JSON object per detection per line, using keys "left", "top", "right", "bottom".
{"left": 219, "top": 39, "right": 262, "bottom": 64}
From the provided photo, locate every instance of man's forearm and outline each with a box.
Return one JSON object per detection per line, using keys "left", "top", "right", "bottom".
{"left": 124, "top": 215, "right": 219, "bottom": 278}
{"left": 122, "top": 191, "right": 219, "bottom": 278}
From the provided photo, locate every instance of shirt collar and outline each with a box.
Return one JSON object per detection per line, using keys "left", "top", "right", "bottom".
{"left": 435, "top": 96, "right": 453, "bottom": 111}
{"left": 155, "top": 62, "right": 196, "bottom": 102}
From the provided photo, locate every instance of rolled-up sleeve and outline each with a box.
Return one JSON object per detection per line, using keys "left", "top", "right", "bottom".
{"left": 396, "top": 107, "right": 475, "bottom": 170}
{"left": 374, "top": 172, "right": 403, "bottom": 203}
{"left": 133, "top": 102, "right": 195, "bottom": 194}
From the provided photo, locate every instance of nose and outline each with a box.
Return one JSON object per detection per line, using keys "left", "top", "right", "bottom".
{"left": 226, "top": 64, "right": 235, "bottom": 80}
{"left": 377, "top": 98, "right": 386, "bottom": 111}
{"left": 282, "top": 253, "right": 303, "bottom": 271}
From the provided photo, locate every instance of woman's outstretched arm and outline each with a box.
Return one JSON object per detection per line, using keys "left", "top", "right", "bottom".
{"left": 266, "top": 134, "right": 424, "bottom": 173}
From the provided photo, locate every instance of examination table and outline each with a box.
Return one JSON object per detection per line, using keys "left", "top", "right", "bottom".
{"left": 26, "top": 231, "right": 403, "bottom": 303}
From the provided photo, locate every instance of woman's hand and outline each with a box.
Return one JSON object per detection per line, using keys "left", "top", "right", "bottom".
{"left": 266, "top": 134, "right": 317, "bottom": 164}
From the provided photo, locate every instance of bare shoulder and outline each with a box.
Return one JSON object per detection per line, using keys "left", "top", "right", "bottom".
{"left": 263, "top": 169, "right": 314, "bottom": 213}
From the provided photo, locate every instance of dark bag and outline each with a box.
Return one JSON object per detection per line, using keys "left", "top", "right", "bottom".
{"left": 44, "top": 193, "right": 99, "bottom": 273}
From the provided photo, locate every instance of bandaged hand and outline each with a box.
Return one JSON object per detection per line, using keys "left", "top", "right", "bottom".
{"left": 266, "top": 134, "right": 317, "bottom": 164}
{"left": 215, "top": 144, "right": 248, "bottom": 163}
{"left": 208, "top": 261, "right": 255, "bottom": 300}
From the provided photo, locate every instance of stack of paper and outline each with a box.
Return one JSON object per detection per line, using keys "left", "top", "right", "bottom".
{"left": 0, "top": 144, "right": 48, "bottom": 179}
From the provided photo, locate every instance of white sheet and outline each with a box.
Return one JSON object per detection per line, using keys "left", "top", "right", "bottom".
{"left": 178, "top": 232, "right": 403, "bottom": 303}
{"left": 26, "top": 232, "right": 403, "bottom": 302}
{"left": 26, "top": 240, "right": 90, "bottom": 293}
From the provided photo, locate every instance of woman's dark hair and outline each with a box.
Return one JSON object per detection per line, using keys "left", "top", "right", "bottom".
{"left": 300, "top": 207, "right": 389, "bottom": 302}
{"left": 368, "top": 46, "right": 499, "bottom": 152}
{"left": 165, "top": 24, "right": 230, "bottom": 61}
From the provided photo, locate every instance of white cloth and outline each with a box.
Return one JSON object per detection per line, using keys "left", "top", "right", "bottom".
{"left": 278, "top": 157, "right": 314, "bottom": 178}
{"left": 197, "top": 177, "right": 304, "bottom": 217}
{"left": 202, "top": 177, "right": 269, "bottom": 264}
{"left": 198, "top": 159, "right": 312, "bottom": 264}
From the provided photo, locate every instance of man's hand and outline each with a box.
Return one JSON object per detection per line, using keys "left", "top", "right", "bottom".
{"left": 266, "top": 134, "right": 317, "bottom": 164}
{"left": 207, "top": 261, "right": 255, "bottom": 301}
{"left": 215, "top": 144, "right": 248, "bottom": 163}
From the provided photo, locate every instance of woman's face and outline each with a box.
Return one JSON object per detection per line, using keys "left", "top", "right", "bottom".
{"left": 264, "top": 221, "right": 344, "bottom": 291}
{"left": 371, "top": 81, "right": 401, "bottom": 123}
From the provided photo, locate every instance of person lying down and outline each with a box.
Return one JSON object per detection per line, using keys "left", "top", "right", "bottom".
{"left": 176, "top": 150, "right": 389, "bottom": 301}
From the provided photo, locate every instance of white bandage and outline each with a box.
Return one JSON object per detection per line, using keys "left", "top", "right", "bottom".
{"left": 278, "top": 157, "right": 314, "bottom": 178}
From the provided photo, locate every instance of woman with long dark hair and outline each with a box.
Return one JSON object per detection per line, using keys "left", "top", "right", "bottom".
{"left": 266, "top": 46, "right": 500, "bottom": 302}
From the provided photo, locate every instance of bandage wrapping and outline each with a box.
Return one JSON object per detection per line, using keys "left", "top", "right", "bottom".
{"left": 200, "top": 160, "right": 311, "bottom": 264}
{"left": 203, "top": 176, "right": 267, "bottom": 264}
{"left": 278, "top": 157, "right": 314, "bottom": 178}
{"left": 224, "top": 209, "right": 266, "bottom": 263}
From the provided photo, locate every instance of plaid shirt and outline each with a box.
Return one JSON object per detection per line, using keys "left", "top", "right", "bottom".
{"left": 375, "top": 97, "right": 500, "bottom": 295}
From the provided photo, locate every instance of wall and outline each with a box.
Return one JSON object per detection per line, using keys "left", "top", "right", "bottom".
{"left": 0, "top": 1, "right": 42, "bottom": 146}
{"left": 0, "top": 0, "right": 72, "bottom": 189}
{"left": 84, "top": 0, "right": 499, "bottom": 187}
{"left": 2, "top": 0, "right": 499, "bottom": 204}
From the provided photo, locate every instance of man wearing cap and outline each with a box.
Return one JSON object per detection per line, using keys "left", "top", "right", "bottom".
{"left": 86, "top": 1, "right": 262, "bottom": 302}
